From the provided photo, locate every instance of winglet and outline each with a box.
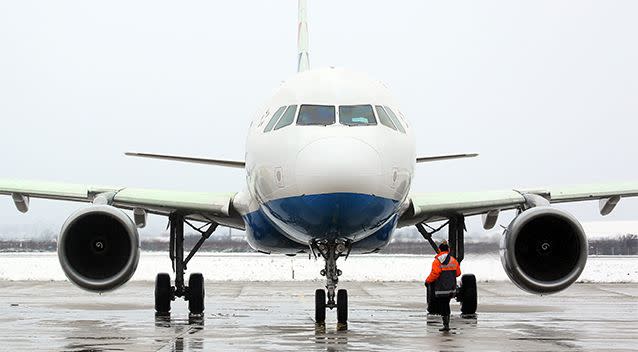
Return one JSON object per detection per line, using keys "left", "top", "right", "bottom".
{"left": 416, "top": 153, "right": 479, "bottom": 163}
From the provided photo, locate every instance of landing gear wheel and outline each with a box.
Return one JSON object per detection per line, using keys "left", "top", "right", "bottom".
{"left": 188, "top": 273, "right": 205, "bottom": 315}
{"left": 337, "top": 289, "right": 348, "bottom": 324}
{"left": 315, "top": 289, "right": 326, "bottom": 324}
{"left": 459, "top": 274, "right": 477, "bottom": 315}
{"left": 155, "top": 273, "right": 172, "bottom": 315}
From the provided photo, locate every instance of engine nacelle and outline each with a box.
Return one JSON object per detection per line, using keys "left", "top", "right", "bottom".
{"left": 500, "top": 206, "right": 588, "bottom": 294}
{"left": 58, "top": 205, "right": 140, "bottom": 292}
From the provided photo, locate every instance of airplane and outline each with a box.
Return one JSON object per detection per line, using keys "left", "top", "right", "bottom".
{"left": 2, "top": 0, "right": 638, "bottom": 326}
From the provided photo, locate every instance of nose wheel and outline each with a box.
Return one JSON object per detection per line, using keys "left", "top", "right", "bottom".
{"left": 337, "top": 289, "right": 348, "bottom": 324}
{"left": 315, "top": 289, "right": 326, "bottom": 323}
{"left": 315, "top": 288, "right": 348, "bottom": 325}
{"left": 311, "top": 239, "right": 351, "bottom": 327}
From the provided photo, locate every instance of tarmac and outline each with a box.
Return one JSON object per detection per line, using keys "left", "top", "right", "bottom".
{"left": 0, "top": 281, "right": 636, "bottom": 351}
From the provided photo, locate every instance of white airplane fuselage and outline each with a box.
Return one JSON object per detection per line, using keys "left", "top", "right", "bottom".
{"left": 234, "top": 68, "right": 416, "bottom": 253}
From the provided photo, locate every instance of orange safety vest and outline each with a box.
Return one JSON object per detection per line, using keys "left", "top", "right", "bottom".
{"left": 426, "top": 251, "right": 461, "bottom": 285}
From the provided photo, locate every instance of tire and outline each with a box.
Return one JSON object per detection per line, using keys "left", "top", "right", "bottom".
{"left": 315, "top": 289, "right": 326, "bottom": 324}
{"left": 188, "top": 273, "right": 205, "bottom": 315}
{"left": 155, "top": 273, "right": 172, "bottom": 314}
{"left": 459, "top": 274, "right": 477, "bottom": 315}
{"left": 337, "top": 289, "right": 348, "bottom": 324}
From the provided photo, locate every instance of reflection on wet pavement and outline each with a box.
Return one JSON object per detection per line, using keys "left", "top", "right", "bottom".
{"left": 0, "top": 281, "right": 636, "bottom": 351}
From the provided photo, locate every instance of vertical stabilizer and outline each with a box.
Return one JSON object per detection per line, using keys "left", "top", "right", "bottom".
{"left": 297, "top": 0, "right": 310, "bottom": 72}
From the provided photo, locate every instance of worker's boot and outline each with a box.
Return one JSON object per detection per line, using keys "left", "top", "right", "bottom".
{"left": 439, "top": 315, "right": 450, "bottom": 332}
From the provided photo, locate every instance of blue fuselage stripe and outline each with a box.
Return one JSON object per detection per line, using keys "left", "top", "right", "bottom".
{"left": 242, "top": 193, "right": 399, "bottom": 253}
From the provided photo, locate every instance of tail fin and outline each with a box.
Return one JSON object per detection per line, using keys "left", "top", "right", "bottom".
{"left": 297, "top": 0, "right": 310, "bottom": 72}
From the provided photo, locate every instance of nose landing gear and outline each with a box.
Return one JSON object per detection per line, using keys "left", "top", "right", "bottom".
{"left": 311, "top": 239, "right": 351, "bottom": 328}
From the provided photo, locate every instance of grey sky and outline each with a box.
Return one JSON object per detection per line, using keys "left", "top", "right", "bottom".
{"left": 1, "top": 0, "right": 637, "bottom": 237}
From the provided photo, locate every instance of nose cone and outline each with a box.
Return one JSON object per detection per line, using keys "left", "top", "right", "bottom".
{"left": 295, "top": 137, "right": 382, "bottom": 195}
{"left": 262, "top": 137, "right": 396, "bottom": 238}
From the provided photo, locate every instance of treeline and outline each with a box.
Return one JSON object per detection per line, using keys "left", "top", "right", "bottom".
{"left": 142, "top": 237, "right": 253, "bottom": 253}
{"left": 1, "top": 234, "right": 637, "bottom": 255}
{"left": 378, "top": 235, "right": 638, "bottom": 255}
{"left": 588, "top": 234, "right": 638, "bottom": 255}
{"left": 0, "top": 237, "right": 253, "bottom": 253}
{"left": 382, "top": 241, "right": 499, "bottom": 255}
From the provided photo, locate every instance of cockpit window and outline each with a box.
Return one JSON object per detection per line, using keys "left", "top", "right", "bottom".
{"left": 263, "top": 106, "right": 287, "bottom": 132}
{"left": 375, "top": 105, "right": 398, "bottom": 131}
{"left": 339, "top": 105, "right": 376, "bottom": 126}
{"left": 383, "top": 106, "right": 406, "bottom": 133}
{"left": 274, "top": 105, "right": 298, "bottom": 130}
{"left": 297, "top": 105, "right": 336, "bottom": 126}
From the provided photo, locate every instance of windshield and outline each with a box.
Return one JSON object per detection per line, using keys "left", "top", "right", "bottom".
{"left": 339, "top": 105, "right": 376, "bottom": 126}
{"left": 297, "top": 105, "right": 336, "bottom": 125}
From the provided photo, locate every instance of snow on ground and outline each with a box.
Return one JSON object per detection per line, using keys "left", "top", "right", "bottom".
{"left": 0, "top": 252, "right": 636, "bottom": 283}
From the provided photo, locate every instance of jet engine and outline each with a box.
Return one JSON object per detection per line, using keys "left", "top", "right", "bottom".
{"left": 57, "top": 205, "right": 140, "bottom": 292}
{"left": 500, "top": 206, "right": 588, "bottom": 294}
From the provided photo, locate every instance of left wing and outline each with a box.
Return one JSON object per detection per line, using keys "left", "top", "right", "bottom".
{"left": 0, "top": 179, "right": 244, "bottom": 229}
{"left": 399, "top": 182, "right": 638, "bottom": 228}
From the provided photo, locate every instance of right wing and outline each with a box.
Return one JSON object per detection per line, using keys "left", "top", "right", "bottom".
{"left": 0, "top": 179, "right": 245, "bottom": 230}
{"left": 399, "top": 182, "right": 638, "bottom": 228}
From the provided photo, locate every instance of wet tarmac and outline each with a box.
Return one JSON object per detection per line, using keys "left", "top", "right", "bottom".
{"left": 0, "top": 281, "right": 636, "bottom": 351}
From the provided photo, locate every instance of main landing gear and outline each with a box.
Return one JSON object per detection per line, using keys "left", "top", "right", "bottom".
{"left": 416, "top": 215, "right": 478, "bottom": 318}
{"left": 155, "top": 213, "right": 217, "bottom": 317}
{"left": 311, "top": 239, "right": 351, "bottom": 328}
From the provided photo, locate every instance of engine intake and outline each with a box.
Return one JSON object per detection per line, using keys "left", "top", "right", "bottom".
{"left": 500, "top": 206, "right": 587, "bottom": 294}
{"left": 58, "top": 205, "right": 140, "bottom": 292}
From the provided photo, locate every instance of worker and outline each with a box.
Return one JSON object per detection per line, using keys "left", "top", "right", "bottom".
{"left": 425, "top": 240, "right": 461, "bottom": 332}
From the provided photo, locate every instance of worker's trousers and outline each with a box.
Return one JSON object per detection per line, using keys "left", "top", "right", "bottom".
{"left": 434, "top": 296, "right": 451, "bottom": 316}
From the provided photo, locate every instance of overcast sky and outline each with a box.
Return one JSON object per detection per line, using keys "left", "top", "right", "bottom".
{"left": 1, "top": 0, "right": 637, "bottom": 238}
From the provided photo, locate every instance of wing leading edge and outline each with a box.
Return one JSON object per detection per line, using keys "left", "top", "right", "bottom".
{"left": 399, "top": 182, "right": 638, "bottom": 228}
{"left": 0, "top": 179, "right": 245, "bottom": 230}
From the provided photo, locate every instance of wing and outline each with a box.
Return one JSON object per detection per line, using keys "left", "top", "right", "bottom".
{"left": 398, "top": 182, "right": 638, "bottom": 228}
{"left": 0, "top": 179, "right": 245, "bottom": 230}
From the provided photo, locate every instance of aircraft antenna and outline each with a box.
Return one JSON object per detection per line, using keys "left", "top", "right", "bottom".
{"left": 297, "top": 0, "right": 310, "bottom": 72}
